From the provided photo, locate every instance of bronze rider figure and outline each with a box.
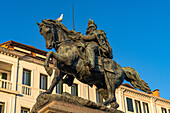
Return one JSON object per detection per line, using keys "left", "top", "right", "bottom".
{"left": 63, "top": 19, "right": 113, "bottom": 86}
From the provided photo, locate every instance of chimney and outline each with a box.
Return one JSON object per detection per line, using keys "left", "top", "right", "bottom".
{"left": 152, "top": 89, "right": 160, "bottom": 97}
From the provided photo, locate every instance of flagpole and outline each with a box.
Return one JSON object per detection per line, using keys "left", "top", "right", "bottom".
{"left": 73, "top": 3, "right": 75, "bottom": 31}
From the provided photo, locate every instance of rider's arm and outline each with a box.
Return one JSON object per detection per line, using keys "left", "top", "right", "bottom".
{"left": 80, "top": 34, "right": 96, "bottom": 41}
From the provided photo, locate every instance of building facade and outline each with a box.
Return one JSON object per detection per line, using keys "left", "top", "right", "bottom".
{"left": 0, "top": 40, "right": 169, "bottom": 113}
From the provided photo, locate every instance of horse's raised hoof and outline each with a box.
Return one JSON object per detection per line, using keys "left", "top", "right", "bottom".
{"left": 111, "top": 102, "right": 119, "bottom": 109}
{"left": 44, "top": 66, "right": 53, "bottom": 76}
{"left": 103, "top": 97, "right": 115, "bottom": 106}
{"left": 47, "top": 67, "right": 53, "bottom": 76}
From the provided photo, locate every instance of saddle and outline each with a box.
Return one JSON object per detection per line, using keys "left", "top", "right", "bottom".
{"left": 71, "top": 39, "right": 115, "bottom": 74}
{"left": 96, "top": 57, "right": 115, "bottom": 74}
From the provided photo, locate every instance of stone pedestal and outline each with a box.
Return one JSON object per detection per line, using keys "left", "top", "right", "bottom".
{"left": 38, "top": 100, "right": 109, "bottom": 113}
{"left": 31, "top": 92, "right": 124, "bottom": 113}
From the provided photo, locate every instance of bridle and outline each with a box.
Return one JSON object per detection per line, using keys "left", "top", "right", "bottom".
{"left": 50, "top": 24, "right": 57, "bottom": 48}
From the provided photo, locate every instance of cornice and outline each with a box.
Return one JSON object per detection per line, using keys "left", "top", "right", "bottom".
{"left": 0, "top": 46, "right": 24, "bottom": 58}
{"left": 0, "top": 46, "right": 54, "bottom": 68}
{"left": 118, "top": 85, "right": 170, "bottom": 104}
{"left": 0, "top": 40, "right": 47, "bottom": 56}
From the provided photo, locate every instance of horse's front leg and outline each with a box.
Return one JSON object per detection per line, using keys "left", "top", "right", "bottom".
{"left": 44, "top": 50, "right": 69, "bottom": 76}
{"left": 44, "top": 68, "right": 65, "bottom": 94}
{"left": 44, "top": 51, "right": 54, "bottom": 76}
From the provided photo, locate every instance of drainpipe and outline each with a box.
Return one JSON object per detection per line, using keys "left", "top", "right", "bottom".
{"left": 14, "top": 57, "right": 20, "bottom": 113}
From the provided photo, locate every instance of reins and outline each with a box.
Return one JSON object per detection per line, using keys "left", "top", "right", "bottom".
{"left": 52, "top": 25, "right": 86, "bottom": 61}
{"left": 55, "top": 40, "right": 71, "bottom": 44}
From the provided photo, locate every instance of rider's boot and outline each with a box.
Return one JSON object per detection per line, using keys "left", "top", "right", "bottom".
{"left": 84, "top": 48, "right": 96, "bottom": 70}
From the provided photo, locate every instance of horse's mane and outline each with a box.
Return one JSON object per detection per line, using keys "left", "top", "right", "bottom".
{"left": 43, "top": 19, "right": 77, "bottom": 36}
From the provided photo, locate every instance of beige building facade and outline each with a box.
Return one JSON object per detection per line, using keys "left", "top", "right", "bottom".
{"left": 0, "top": 40, "right": 169, "bottom": 113}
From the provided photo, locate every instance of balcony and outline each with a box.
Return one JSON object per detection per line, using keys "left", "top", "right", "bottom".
{"left": 0, "top": 61, "right": 12, "bottom": 90}
{"left": 0, "top": 79, "right": 19, "bottom": 95}
{"left": 21, "top": 84, "right": 32, "bottom": 96}
{"left": 0, "top": 79, "right": 12, "bottom": 90}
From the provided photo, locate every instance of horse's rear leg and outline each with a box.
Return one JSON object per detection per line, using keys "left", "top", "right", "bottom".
{"left": 103, "top": 85, "right": 115, "bottom": 106}
{"left": 110, "top": 87, "right": 119, "bottom": 109}
{"left": 103, "top": 85, "right": 119, "bottom": 109}
{"left": 102, "top": 72, "right": 115, "bottom": 106}
{"left": 102, "top": 72, "right": 120, "bottom": 109}
{"left": 45, "top": 68, "right": 65, "bottom": 94}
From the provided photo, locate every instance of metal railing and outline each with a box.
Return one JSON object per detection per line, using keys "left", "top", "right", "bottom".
{"left": 0, "top": 79, "right": 48, "bottom": 96}
{"left": 0, "top": 79, "right": 12, "bottom": 90}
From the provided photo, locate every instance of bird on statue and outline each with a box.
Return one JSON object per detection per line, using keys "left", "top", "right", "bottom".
{"left": 56, "top": 14, "right": 63, "bottom": 22}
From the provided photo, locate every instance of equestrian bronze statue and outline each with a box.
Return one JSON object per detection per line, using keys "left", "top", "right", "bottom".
{"left": 37, "top": 18, "right": 152, "bottom": 109}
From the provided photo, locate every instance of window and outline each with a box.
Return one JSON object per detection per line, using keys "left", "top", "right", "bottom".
{"left": 0, "top": 61, "right": 12, "bottom": 90}
{"left": 0, "top": 61, "right": 12, "bottom": 81}
{"left": 162, "top": 107, "right": 167, "bottom": 113}
{"left": 0, "top": 102, "right": 4, "bottom": 113}
{"left": 96, "top": 89, "right": 103, "bottom": 103}
{"left": 135, "top": 100, "right": 141, "bottom": 113}
{"left": 126, "top": 97, "right": 134, "bottom": 112}
{"left": 40, "top": 74, "right": 47, "bottom": 90}
{"left": 22, "top": 69, "right": 31, "bottom": 86}
{"left": 21, "top": 107, "right": 30, "bottom": 113}
{"left": 56, "top": 81, "right": 63, "bottom": 94}
{"left": 0, "top": 73, "right": 7, "bottom": 89}
{"left": 71, "top": 84, "right": 78, "bottom": 96}
{"left": 143, "top": 102, "right": 149, "bottom": 113}
{"left": 0, "top": 73, "right": 7, "bottom": 80}
{"left": 22, "top": 69, "right": 31, "bottom": 95}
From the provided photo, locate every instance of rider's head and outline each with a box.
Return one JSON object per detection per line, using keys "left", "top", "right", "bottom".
{"left": 86, "top": 19, "right": 97, "bottom": 34}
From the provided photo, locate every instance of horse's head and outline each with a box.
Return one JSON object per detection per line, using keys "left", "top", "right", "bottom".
{"left": 37, "top": 19, "right": 57, "bottom": 49}
{"left": 37, "top": 19, "right": 70, "bottom": 50}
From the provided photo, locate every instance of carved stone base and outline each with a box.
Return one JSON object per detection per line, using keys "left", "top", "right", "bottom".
{"left": 31, "top": 92, "right": 124, "bottom": 113}
{"left": 38, "top": 100, "right": 108, "bottom": 113}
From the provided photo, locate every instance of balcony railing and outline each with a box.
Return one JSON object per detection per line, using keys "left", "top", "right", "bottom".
{"left": 0, "top": 79, "right": 12, "bottom": 90}
{"left": 39, "top": 89, "right": 46, "bottom": 94}
{"left": 21, "top": 84, "right": 32, "bottom": 96}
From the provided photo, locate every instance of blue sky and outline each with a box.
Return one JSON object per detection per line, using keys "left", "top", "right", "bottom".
{"left": 0, "top": 0, "right": 169, "bottom": 100}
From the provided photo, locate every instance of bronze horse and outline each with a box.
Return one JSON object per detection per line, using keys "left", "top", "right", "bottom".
{"left": 37, "top": 19, "right": 151, "bottom": 109}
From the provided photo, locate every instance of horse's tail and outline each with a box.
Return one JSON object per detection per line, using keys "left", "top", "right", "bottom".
{"left": 122, "top": 67, "right": 152, "bottom": 94}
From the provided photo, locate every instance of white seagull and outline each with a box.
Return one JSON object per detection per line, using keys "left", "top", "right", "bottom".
{"left": 56, "top": 14, "right": 63, "bottom": 22}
